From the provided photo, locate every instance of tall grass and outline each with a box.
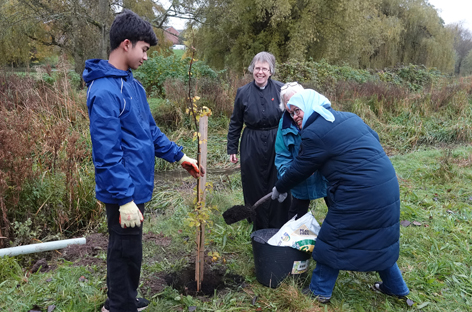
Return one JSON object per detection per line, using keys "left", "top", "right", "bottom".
{"left": 0, "top": 61, "right": 98, "bottom": 247}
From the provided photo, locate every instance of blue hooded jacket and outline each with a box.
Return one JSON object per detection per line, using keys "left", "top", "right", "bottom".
{"left": 274, "top": 112, "right": 327, "bottom": 200}
{"left": 83, "top": 59, "right": 184, "bottom": 205}
{"left": 275, "top": 91, "right": 400, "bottom": 272}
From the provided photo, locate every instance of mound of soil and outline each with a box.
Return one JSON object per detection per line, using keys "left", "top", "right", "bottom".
{"left": 62, "top": 233, "right": 108, "bottom": 267}
{"left": 164, "top": 263, "right": 246, "bottom": 296}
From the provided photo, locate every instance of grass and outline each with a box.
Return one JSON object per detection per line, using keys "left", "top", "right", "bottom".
{"left": 1, "top": 143, "right": 472, "bottom": 311}
{"left": 1, "top": 70, "right": 472, "bottom": 311}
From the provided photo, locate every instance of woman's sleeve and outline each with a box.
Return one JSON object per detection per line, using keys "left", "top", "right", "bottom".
{"left": 275, "top": 123, "right": 293, "bottom": 176}
{"left": 275, "top": 132, "right": 329, "bottom": 193}
{"left": 227, "top": 88, "right": 244, "bottom": 155}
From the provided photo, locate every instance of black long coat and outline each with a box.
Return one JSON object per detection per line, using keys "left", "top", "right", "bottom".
{"left": 227, "top": 79, "right": 291, "bottom": 230}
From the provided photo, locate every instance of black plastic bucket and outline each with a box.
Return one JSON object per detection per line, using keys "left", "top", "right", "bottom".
{"left": 251, "top": 228, "right": 311, "bottom": 288}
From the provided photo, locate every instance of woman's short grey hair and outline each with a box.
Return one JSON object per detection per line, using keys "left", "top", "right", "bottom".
{"left": 248, "top": 52, "right": 276, "bottom": 75}
{"left": 279, "top": 82, "right": 304, "bottom": 111}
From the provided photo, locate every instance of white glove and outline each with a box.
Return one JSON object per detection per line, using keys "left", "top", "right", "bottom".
{"left": 271, "top": 186, "right": 288, "bottom": 203}
{"left": 119, "top": 201, "right": 143, "bottom": 228}
{"left": 178, "top": 154, "right": 201, "bottom": 178}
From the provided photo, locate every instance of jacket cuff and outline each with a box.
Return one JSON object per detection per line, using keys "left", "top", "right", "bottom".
{"left": 174, "top": 151, "right": 185, "bottom": 163}
{"left": 275, "top": 181, "right": 288, "bottom": 194}
{"left": 118, "top": 198, "right": 133, "bottom": 206}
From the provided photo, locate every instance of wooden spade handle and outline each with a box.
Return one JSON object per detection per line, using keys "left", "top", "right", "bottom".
{"left": 252, "top": 192, "right": 273, "bottom": 209}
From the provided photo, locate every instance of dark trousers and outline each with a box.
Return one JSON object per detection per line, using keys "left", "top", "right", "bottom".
{"left": 288, "top": 197, "right": 311, "bottom": 220}
{"left": 106, "top": 203, "right": 144, "bottom": 312}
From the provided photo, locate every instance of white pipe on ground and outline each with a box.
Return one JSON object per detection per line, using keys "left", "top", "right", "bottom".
{"left": 0, "top": 237, "right": 86, "bottom": 257}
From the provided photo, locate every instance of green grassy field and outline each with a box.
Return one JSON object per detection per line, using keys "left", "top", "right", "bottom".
{"left": 1, "top": 140, "right": 471, "bottom": 311}
{"left": 1, "top": 69, "right": 472, "bottom": 311}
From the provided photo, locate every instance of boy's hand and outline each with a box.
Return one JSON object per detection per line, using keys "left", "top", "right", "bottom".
{"left": 119, "top": 201, "right": 143, "bottom": 228}
{"left": 178, "top": 154, "right": 204, "bottom": 178}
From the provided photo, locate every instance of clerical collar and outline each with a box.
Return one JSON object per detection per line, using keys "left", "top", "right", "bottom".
{"left": 255, "top": 81, "right": 268, "bottom": 89}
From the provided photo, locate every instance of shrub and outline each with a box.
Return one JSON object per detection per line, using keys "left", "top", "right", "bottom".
{"left": 0, "top": 70, "right": 99, "bottom": 247}
{"left": 377, "top": 64, "right": 444, "bottom": 91}
{"left": 135, "top": 52, "right": 219, "bottom": 97}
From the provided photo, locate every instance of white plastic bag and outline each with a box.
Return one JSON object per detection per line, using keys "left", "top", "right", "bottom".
{"left": 267, "top": 211, "right": 321, "bottom": 253}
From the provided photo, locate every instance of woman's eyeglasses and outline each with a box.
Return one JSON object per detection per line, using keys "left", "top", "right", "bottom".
{"left": 254, "top": 67, "right": 270, "bottom": 73}
{"left": 289, "top": 108, "right": 302, "bottom": 118}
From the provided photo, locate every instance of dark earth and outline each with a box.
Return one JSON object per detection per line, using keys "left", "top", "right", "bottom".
{"left": 29, "top": 232, "right": 245, "bottom": 299}
{"left": 222, "top": 204, "right": 256, "bottom": 225}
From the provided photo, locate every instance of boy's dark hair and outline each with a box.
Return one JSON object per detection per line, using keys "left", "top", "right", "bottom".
{"left": 109, "top": 9, "right": 158, "bottom": 51}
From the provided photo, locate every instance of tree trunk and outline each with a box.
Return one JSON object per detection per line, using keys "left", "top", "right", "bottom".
{"left": 99, "top": 0, "right": 109, "bottom": 59}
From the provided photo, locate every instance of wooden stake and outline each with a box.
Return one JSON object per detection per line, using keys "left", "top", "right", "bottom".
{"left": 196, "top": 116, "right": 208, "bottom": 291}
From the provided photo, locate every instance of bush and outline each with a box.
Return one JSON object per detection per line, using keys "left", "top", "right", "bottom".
{"left": 377, "top": 64, "right": 444, "bottom": 91}
{"left": 275, "top": 59, "right": 373, "bottom": 94}
{"left": 135, "top": 52, "right": 219, "bottom": 97}
{"left": 0, "top": 71, "right": 99, "bottom": 246}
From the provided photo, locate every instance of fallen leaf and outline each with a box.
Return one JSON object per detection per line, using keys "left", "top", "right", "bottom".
{"left": 400, "top": 220, "right": 411, "bottom": 227}
{"left": 406, "top": 298, "right": 414, "bottom": 307}
{"left": 252, "top": 296, "right": 258, "bottom": 305}
{"left": 413, "top": 221, "right": 422, "bottom": 226}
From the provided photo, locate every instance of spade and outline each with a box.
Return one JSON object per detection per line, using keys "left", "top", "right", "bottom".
{"left": 222, "top": 192, "right": 272, "bottom": 225}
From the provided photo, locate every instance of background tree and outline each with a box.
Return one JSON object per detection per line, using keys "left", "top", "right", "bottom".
{"left": 461, "top": 50, "right": 472, "bottom": 75}
{"left": 0, "top": 0, "right": 114, "bottom": 74}
{"left": 448, "top": 23, "right": 472, "bottom": 75}
{"left": 193, "top": 0, "right": 455, "bottom": 73}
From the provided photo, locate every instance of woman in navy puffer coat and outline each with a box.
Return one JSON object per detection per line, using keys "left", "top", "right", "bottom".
{"left": 273, "top": 89, "right": 409, "bottom": 303}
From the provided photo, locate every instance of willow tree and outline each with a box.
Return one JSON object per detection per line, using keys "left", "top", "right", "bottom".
{"left": 0, "top": 0, "right": 55, "bottom": 67}
{"left": 193, "top": 0, "right": 456, "bottom": 72}
{"left": 0, "top": 0, "right": 114, "bottom": 74}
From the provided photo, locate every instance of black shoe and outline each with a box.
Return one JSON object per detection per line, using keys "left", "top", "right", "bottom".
{"left": 372, "top": 282, "right": 414, "bottom": 306}
{"left": 372, "top": 282, "right": 406, "bottom": 299}
{"left": 301, "top": 287, "right": 331, "bottom": 304}
{"left": 102, "top": 297, "right": 150, "bottom": 312}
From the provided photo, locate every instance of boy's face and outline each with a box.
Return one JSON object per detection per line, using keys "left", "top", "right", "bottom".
{"left": 127, "top": 40, "right": 150, "bottom": 70}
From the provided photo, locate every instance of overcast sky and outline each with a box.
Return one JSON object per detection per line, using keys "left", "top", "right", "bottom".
{"left": 168, "top": 1, "right": 472, "bottom": 32}
{"left": 428, "top": 0, "right": 472, "bottom": 31}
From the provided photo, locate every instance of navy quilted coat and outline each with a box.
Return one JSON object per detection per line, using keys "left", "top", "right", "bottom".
{"left": 275, "top": 107, "right": 400, "bottom": 272}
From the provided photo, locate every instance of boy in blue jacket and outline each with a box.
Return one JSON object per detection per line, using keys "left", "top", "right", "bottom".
{"left": 83, "top": 10, "right": 204, "bottom": 312}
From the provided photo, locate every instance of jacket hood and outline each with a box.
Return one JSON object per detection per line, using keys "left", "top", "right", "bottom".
{"left": 83, "top": 59, "right": 130, "bottom": 85}
{"left": 287, "top": 89, "right": 334, "bottom": 128}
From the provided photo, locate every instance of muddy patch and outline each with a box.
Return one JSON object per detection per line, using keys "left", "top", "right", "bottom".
{"left": 61, "top": 233, "right": 108, "bottom": 267}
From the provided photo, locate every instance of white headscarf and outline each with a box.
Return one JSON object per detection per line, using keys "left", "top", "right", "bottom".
{"left": 287, "top": 89, "right": 334, "bottom": 128}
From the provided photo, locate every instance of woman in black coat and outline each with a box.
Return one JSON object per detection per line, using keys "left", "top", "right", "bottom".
{"left": 227, "top": 51, "right": 290, "bottom": 231}
{"left": 271, "top": 89, "right": 410, "bottom": 303}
